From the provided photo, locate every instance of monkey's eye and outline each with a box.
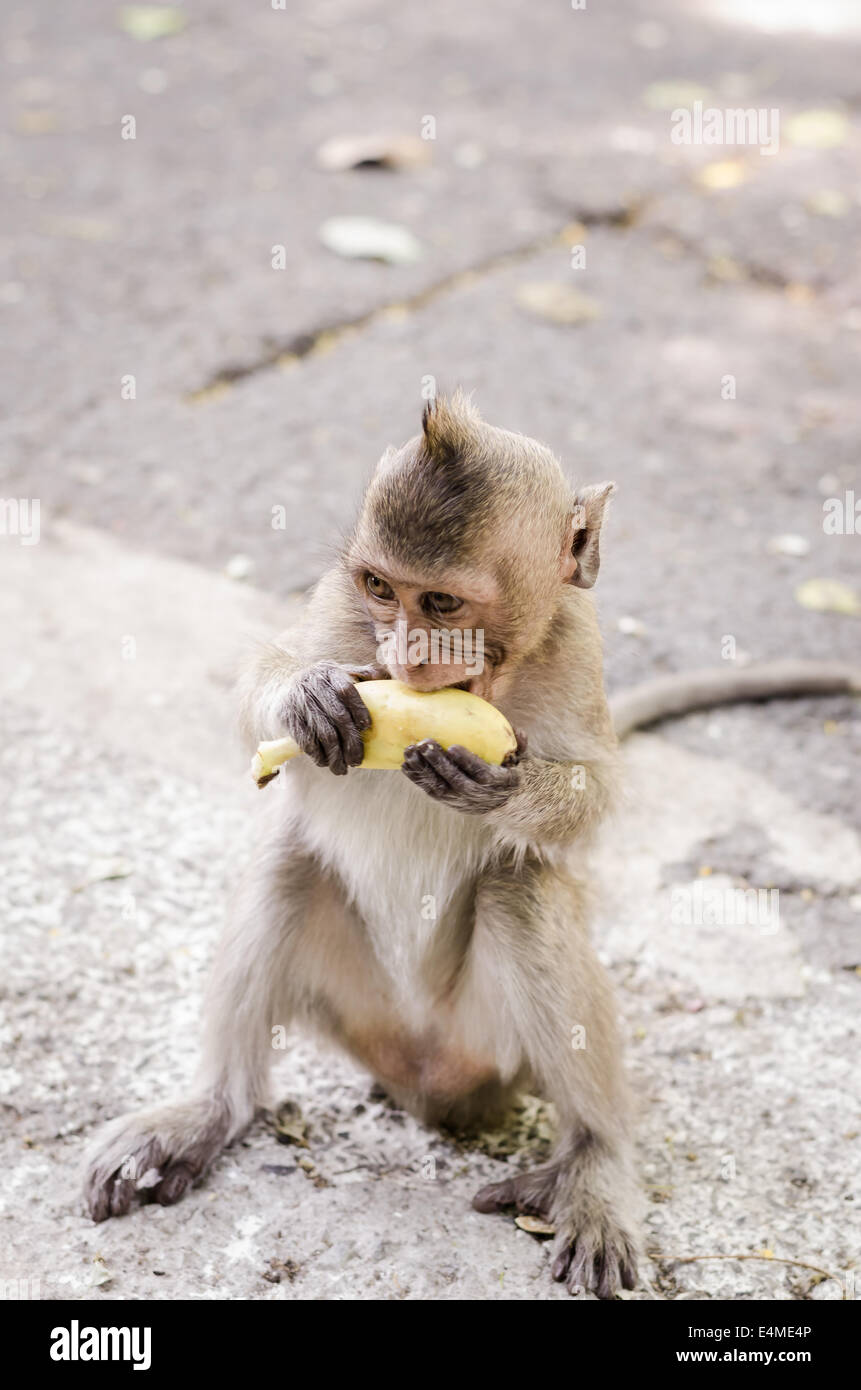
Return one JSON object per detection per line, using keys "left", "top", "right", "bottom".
{"left": 422, "top": 591, "right": 463, "bottom": 615}
{"left": 366, "top": 574, "right": 396, "bottom": 601}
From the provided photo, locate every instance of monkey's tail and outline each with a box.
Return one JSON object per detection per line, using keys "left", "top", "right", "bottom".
{"left": 609, "top": 659, "right": 861, "bottom": 739}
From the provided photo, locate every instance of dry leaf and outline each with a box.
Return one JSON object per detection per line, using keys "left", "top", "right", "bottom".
{"left": 272, "top": 1101, "right": 310, "bottom": 1148}
{"left": 319, "top": 216, "right": 422, "bottom": 264}
{"left": 80, "top": 856, "right": 133, "bottom": 885}
{"left": 14, "top": 109, "right": 59, "bottom": 134}
{"left": 643, "top": 80, "right": 711, "bottom": 111}
{"left": 767, "top": 533, "right": 810, "bottom": 557}
{"left": 263, "top": 1257, "right": 300, "bottom": 1284}
{"left": 515, "top": 282, "right": 601, "bottom": 325}
{"left": 784, "top": 283, "right": 815, "bottom": 305}
{"left": 464, "top": 1095, "right": 556, "bottom": 1160}
{"left": 805, "top": 190, "right": 850, "bottom": 218}
{"left": 118, "top": 6, "right": 187, "bottom": 41}
{"left": 785, "top": 110, "right": 849, "bottom": 150}
{"left": 453, "top": 142, "right": 486, "bottom": 169}
{"left": 316, "top": 134, "right": 429, "bottom": 172}
{"left": 795, "top": 578, "right": 861, "bottom": 616}
{"left": 45, "top": 216, "right": 117, "bottom": 242}
{"left": 707, "top": 255, "right": 744, "bottom": 282}
{"left": 224, "top": 554, "right": 253, "bottom": 581}
{"left": 697, "top": 160, "right": 747, "bottom": 191}
{"left": 187, "top": 381, "right": 232, "bottom": 405}
{"left": 90, "top": 1258, "right": 113, "bottom": 1287}
{"left": 515, "top": 1214, "right": 556, "bottom": 1236}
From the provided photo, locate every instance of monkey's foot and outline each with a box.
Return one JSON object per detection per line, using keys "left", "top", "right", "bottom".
{"left": 475, "top": 1155, "right": 639, "bottom": 1298}
{"left": 82, "top": 1096, "right": 233, "bottom": 1221}
{"left": 549, "top": 1202, "right": 638, "bottom": 1299}
{"left": 472, "top": 1163, "right": 559, "bottom": 1222}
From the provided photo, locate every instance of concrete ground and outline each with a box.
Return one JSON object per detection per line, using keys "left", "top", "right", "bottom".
{"left": 0, "top": 0, "right": 859, "bottom": 1300}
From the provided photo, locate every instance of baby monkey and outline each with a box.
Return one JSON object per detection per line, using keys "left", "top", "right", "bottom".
{"left": 87, "top": 392, "right": 858, "bottom": 1296}
{"left": 82, "top": 389, "right": 861, "bottom": 1289}
{"left": 85, "top": 391, "right": 634, "bottom": 1295}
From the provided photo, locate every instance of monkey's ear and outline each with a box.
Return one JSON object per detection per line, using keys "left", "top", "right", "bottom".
{"left": 560, "top": 482, "right": 616, "bottom": 588}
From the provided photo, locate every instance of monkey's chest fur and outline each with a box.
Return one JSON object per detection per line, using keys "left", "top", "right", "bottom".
{"left": 276, "top": 762, "right": 517, "bottom": 1099}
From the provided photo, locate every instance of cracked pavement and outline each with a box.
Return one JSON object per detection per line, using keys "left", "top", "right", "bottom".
{"left": 0, "top": 0, "right": 859, "bottom": 1300}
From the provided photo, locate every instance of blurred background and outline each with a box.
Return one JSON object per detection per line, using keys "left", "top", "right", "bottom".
{"left": 0, "top": 0, "right": 858, "bottom": 1301}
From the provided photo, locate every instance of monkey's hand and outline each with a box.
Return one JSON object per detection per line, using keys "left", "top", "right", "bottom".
{"left": 401, "top": 735, "right": 526, "bottom": 814}
{"left": 280, "top": 660, "right": 383, "bottom": 775}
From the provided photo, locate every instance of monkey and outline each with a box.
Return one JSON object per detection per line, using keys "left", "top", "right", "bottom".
{"left": 82, "top": 391, "right": 860, "bottom": 1299}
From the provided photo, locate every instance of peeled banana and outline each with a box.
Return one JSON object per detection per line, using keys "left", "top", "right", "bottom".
{"left": 251, "top": 679, "right": 516, "bottom": 787}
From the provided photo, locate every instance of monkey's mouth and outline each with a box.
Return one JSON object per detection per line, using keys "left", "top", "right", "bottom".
{"left": 410, "top": 676, "right": 475, "bottom": 692}
{"left": 384, "top": 660, "right": 489, "bottom": 696}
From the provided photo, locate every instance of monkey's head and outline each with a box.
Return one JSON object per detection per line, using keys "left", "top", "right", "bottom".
{"left": 346, "top": 391, "right": 614, "bottom": 699}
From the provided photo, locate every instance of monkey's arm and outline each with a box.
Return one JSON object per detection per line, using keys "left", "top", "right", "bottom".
{"left": 484, "top": 746, "right": 618, "bottom": 852}
{"left": 238, "top": 630, "right": 309, "bottom": 747}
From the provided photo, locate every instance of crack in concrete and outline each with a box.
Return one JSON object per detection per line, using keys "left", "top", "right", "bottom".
{"left": 186, "top": 182, "right": 825, "bottom": 404}
{"left": 186, "top": 203, "right": 641, "bottom": 401}
{"left": 648, "top": 220, "right": 825, "bottom": 294}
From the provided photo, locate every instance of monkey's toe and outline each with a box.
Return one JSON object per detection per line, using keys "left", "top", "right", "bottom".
{"left": 472, "top": 1177, "right": 520, "bottom": 1213}
{"left": 472, "top": 1166, "right": 558, "bottom": 1221}
{"left": 86, "top": 1167, "right": 144, "bottom": 1222}
{"left": 551, "top": 1226, "right": 638, "bottom": 1299}
{"left": 87, "top": 1184, "right": 112, "bottom": 1223}
{"left": 108, "top": 1175, "right": 138, "bottom": 1219}
{"left": 153, "top": 1162, "right": 195, "bottom": 1206}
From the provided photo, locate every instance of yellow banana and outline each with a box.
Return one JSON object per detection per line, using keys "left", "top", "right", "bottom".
{"left": 251, "top": 679, "right": 516, "bottom": 787}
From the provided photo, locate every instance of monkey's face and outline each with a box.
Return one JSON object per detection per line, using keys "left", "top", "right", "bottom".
{"left": 350, "top": 558, "right": 507, "bottom": 698}
{"left": 347, "top": 395, "right": 615, "bottom": 699}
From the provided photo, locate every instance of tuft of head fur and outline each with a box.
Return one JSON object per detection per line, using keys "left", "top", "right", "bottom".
{"left": 420, "top": 388, "right": 483, "bottom": 467}
{"left": 355, "top": 391, "right": 576, "bottom": 578}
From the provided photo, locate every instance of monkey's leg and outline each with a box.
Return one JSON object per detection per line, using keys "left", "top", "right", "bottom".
{"left": 469, "top": 859, "right": 640, "bottom": 1298}
{"left": 83, "top": 845, "right": 317, "bottom": 1221}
